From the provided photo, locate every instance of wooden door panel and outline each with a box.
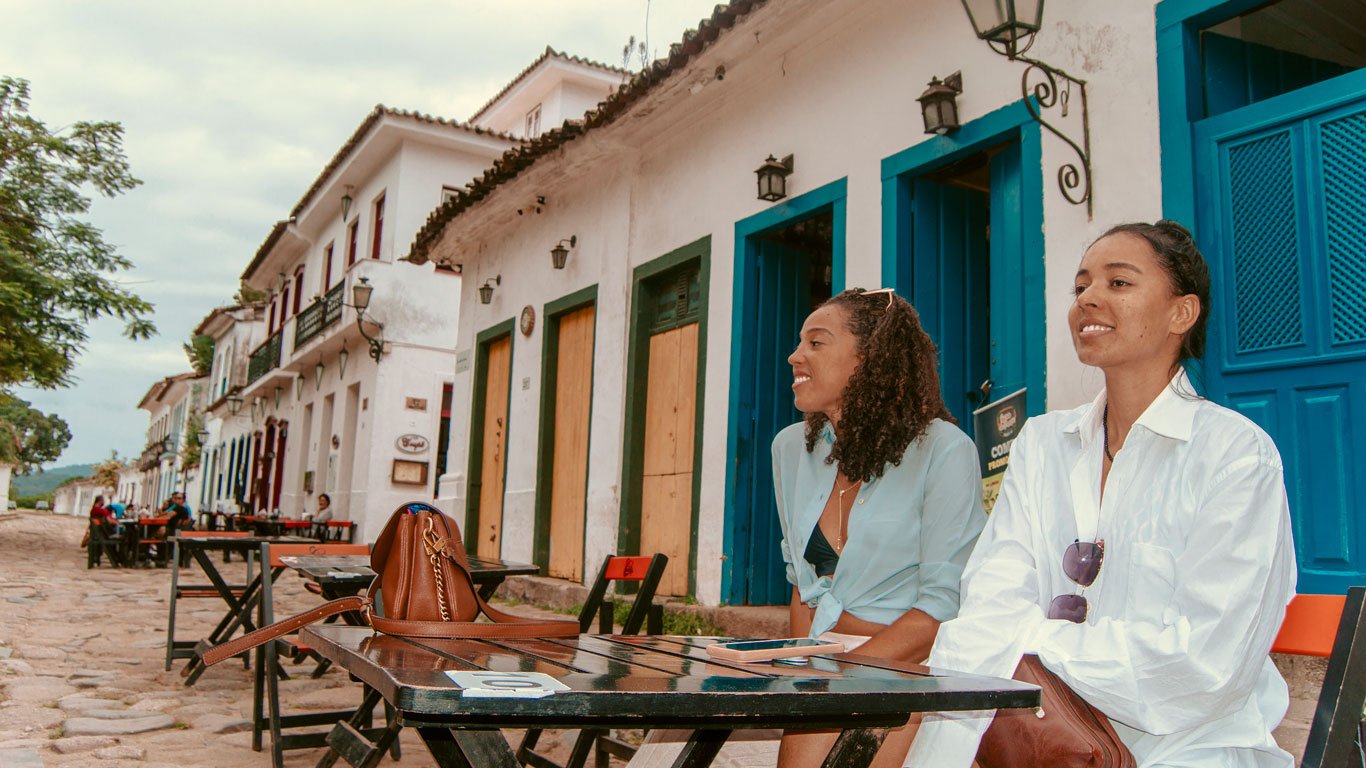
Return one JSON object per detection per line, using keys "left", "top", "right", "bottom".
{"left": 640, "top": 323, "right": 698, "bottom": 596}
{"left": 549, "top": 306, "right": 594, "bottom": 581}
{"left": 477, "top": 336, "right": 511, "bottom": 559}
{"left": 640, "top": 471, "right": 693, "bottom": 597}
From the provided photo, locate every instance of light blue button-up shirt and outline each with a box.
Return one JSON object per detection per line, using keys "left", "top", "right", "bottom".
{"left": 772, "top": 418, "right": 986, "bottom": 638}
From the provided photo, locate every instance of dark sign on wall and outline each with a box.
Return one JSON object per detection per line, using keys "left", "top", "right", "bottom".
{"left": 972, "top": 388, "right": 1026, "bottom": 514}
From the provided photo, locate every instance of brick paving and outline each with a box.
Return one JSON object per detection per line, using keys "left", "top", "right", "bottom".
{"left": 0, "top": 511, "right": 580, "bottom": 767}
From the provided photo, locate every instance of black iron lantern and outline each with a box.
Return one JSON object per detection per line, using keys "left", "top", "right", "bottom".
{"left": 754, "top": 154, "right": 794, "bottom": 202}
{"left": 918, "top": 72, "right": 963, "bottom": 135}
{"left": 960, "top": 0, "right": 1044, "bottom": 59}
{"left": 478, "top": 275, "right": 500, "bottom": 305}
{"left": 226, "top": 393, "right": 243, "bottom": 415}
{"left": 550, "top": 236, "right": 576, "bottom": 270}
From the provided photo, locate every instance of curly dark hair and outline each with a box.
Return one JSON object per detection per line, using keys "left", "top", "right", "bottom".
{"left": 1095, "top": 220, "right": 1210, "bottom": 361}
{"left": 803, "top": 289, "right": 954, "bottom": 482}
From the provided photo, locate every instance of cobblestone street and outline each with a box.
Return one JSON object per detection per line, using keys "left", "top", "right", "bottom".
{"left": 0, "top": 512, "right": 575, "bottom": 767}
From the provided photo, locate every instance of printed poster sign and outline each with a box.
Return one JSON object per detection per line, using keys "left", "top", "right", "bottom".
{"left": 972, "top": 387, "right": 1026, "bottom": 514}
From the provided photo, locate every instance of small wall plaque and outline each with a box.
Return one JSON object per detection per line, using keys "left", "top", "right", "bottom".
{"left": 405, "top": 397, "right": 428, "bottom": 411}
{"left": 395, "top": 433, "right": 430, "bottom": 454}
{"left": 391, "top": 459, "right": 429, "bottom": 486}
{"left": 455, "top": 350, "right": 471, "bottom": 373}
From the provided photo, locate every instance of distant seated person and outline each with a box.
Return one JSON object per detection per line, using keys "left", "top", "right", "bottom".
{"left": 162, "top": 492, "right": 193, "bottom": 534}
{"left": 89, "top": 495, "right": 116, "bottom": 536}
{"left": 108, "top": 500, "right": 127, "bottom": 519}
{"left": 311, "top": 494, "right": 333, "bottom": 540}
{"left": 313, "top": 493, "right": 333, "bottom": 523}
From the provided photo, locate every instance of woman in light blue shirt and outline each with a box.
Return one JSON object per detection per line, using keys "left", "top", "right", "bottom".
{"left": 776, "top": 288, "right": 986, "bottom": 768}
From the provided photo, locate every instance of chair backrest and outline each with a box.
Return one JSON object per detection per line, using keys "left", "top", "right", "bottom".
{"left": 1300, "top": 586, "right": 1366, "bottom": 768}
{"left": 578, "top": 554, "right": 669, "bottom": 634}
{"left": 266, "top": 542, "right": 369, "bottom": 568}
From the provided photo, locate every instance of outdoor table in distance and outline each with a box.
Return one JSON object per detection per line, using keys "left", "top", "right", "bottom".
{"left": 299, "top": 625, "right": 1040, "bottom": 768}
{"left": 165, "top": 533, "right": 314, "bottom": 684}
{"left": 282, "top": 552, "right": 538, "bottom": 601}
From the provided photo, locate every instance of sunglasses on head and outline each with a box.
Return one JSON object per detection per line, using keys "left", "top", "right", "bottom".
{"left": 1048, "top": 539, "right": 1104, "bottom": 623}
{"left": 856, "top": 287, "right": 895, "bottom": 309}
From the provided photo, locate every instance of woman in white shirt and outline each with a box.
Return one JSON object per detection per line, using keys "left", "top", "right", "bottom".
{"left": 905, "top": 220, "right": 1297, "bottom": 767}
{"left": 778, "top": 287, "right": 986, "bottom": 768}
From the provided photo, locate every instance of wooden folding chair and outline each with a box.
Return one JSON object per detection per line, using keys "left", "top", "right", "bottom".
{"left": 164, "top": 531, "right": 254, "bottom": 671}
{"left": 253, "top": 541, "right": 394, "bottom": 768}
{"left": 1275, "top": 588, "right": 1366, "bottom": 768}
{"left": 517, "top": 553, "right": 669, "bottom": 768}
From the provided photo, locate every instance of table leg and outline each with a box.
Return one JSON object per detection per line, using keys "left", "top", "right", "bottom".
{"left": 476, "top": 579, "right": 502, "bottom": 601}
{"left": 416, "top": 728, "right": 519, "bottom": 768}
{"left": 666, "top": 729, "right": 731, "bottom": 768}
{"left": 818, "top": 728, "right": 889, "bottom": 768}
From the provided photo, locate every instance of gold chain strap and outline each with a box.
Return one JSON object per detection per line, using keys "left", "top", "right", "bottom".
{"left": 422, "top": 517, "right": 452, "bottom": 622}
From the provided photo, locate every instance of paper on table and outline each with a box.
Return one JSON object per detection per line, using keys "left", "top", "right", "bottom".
{"left": 446, "top": 670, "right": 570, "bottom": 699}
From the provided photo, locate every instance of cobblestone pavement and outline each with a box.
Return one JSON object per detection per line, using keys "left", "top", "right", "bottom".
{"left": 0, "top": 512, "right": 579, "bottom": 768}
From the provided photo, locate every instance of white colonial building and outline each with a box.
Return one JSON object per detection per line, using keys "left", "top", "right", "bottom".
{"left": 408, "top": 0, "right": 1366, "bottom": 605}
{"left": 135, "top": 372, "right": 207, "bottom": 509}
{"left": 195, "top": 302, "right": 267, "bottom": 516}
{"left": 231, "top": 106, "right": 527, "bottom": 539}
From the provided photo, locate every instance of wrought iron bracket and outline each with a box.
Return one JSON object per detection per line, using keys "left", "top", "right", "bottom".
{"left": 355, "top": 313, "right": 385, "bottom": 363}
{"left": 1013, "top": 55, "right": 1093, "bottom": 218}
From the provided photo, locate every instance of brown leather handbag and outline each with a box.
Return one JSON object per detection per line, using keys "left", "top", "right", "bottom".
{"left": 202, "top": 502, "right": 578, "bottom": 667}
{"left": 976, "top": 655, "right": 1136, "bottom": 768}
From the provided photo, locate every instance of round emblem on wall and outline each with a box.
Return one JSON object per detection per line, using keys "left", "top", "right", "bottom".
{"left": 395, "top": 433, "right": 430, "bottom": 454}
{"left": 519, "top": 305, "right": 536, "bottom": 336}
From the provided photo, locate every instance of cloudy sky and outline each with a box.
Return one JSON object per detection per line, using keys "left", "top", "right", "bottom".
{"left": 2, "top": 0, "right": 721, "bottom": 467}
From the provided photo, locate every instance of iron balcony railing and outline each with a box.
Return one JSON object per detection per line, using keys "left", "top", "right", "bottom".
{"left": 247, "top": 330, "right": 283, "bottom": 385}
{"left": 293, "top": 281, "right": 345, "bottom": 351}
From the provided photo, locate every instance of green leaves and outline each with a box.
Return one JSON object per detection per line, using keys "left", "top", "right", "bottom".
{"left": 0, "top": 76, "right": 156, "bottom": 389}
{"left": 0, "top": 389, "right": 71, "bottom": 472}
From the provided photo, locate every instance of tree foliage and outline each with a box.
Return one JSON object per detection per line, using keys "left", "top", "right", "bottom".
{"left": 184, "top": 333, "right": 214, "bottom": 375}
{"left": 91, "top": 452, "right": 123, "bottom": 489}
{"left": 0, "top": 389, "right": 71, "bottom": 472}
{"left": 179, "top": 411, "right": 204, "bottom": 469}
{"left": 0, "top": 76, "right": 156, "bottom": 389}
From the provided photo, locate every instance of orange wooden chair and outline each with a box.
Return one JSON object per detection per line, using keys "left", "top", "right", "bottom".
{"left": 1272, "top": 589, "right": 1366, "bottom": 768}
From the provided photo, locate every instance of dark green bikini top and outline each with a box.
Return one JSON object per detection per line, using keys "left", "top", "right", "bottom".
{"left": 804, "top": 525, "right": 839, "bottom": 577}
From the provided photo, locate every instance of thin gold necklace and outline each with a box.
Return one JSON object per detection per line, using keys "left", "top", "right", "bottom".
{"left": 834, "top": 476, "right": 862, "bottom": 552}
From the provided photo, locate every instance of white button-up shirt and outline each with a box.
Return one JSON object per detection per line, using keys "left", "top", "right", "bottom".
{"left": 906, "top": 374, "right": 1296, "bottom": 768}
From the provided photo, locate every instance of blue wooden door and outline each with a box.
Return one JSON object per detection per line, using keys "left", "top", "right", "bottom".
{"left": 909, "top": 179, "right": 991, "bottom": 432}
{"left": 1195, "top": 69, "right": 1366, "bottom": 594}
{"left": 736, "top": 239, "right": 815, "bottom": 605}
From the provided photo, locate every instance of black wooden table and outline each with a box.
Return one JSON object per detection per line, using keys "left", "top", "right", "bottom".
{"left": 281, "top": 553, "right": 539, "bottom": 601}
{"left": 167, "top": 534, "right": 313, "bottom": 685}
{"left": 300, "top": 625, "right": 1039, "bottom": 768}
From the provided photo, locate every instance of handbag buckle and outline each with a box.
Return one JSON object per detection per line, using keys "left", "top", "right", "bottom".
{"left": 422, "top": 518, "right": 447, "bottom": 557}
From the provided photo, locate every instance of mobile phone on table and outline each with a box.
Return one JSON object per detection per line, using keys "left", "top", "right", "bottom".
{"left": 704, "top": 637, "right": 844, "bottom": 663}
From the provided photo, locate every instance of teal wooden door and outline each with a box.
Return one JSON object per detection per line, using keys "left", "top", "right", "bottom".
{"left": 909, "top": 179, "right": 991, "bottom": 432}
{"left": 1195, "top": 69, "right": 1366, "bottom": 594}
{"left": 735, "top": 239, "right": 814, "bottom": 606}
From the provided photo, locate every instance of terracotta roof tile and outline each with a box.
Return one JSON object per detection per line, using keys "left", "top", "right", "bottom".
{"left": 408, "top": 1, "right": 766, "bottom": 265}
{"left": 468, "top": 45, "right": 632, "bottom": 124}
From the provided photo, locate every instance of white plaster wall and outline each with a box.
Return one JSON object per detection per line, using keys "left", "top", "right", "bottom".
{"left": 53, "top": 485, "right": 76, "bottom": 516}
{"left": 441, "top": 0, "right": 1169, "bottom": 604}
{"left": 0, "top": 464, "right": 11, "bottom": 511}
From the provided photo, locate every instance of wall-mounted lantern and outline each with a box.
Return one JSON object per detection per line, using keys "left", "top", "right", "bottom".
{"left": 550, "top": 236, "right": 576, "bottom": 270}
{"left": 918, "top": 72, "right": 963, "bottom": 135}
{"left": 314, "top": 360, "right": 325, "bottom": 390}
{"left": 958, "top": 0, "right": 1091, "bottom": 216}
{"left": 226, "top": 394, "right": 243, "bottom": 416}
{"left": 347, "top": 277, "right": 385, "bottom": 363}
{"left": 478, "top": 275, "right": 501, "bottom": 305}
{"left": 754, "top": 154, "right": 794, "bottom": 202}
{"left": 340, "top": 184, "right": 354, "bottom": 222}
